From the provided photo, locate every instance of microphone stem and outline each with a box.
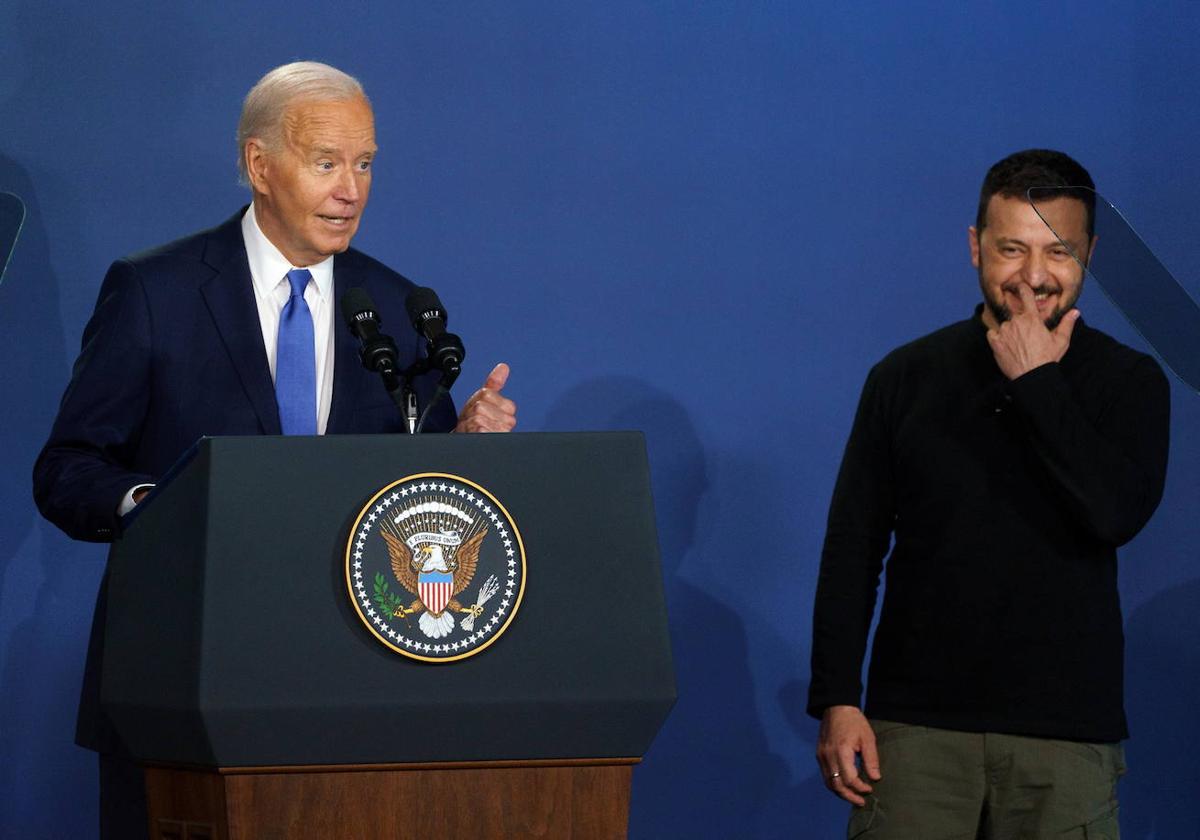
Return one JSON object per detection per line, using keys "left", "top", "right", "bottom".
{"left": 416, "top": 383, "right": 450, "bottom": 434}
{"left": 383, "top": 371, "right": 415, "bottom": 435}
{"left": 405, "top": 388, "right": 418, "bottom": 434}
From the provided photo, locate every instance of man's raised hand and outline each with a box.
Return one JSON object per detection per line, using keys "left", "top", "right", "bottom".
{"left": 455, "top": 363, "right": 517, "bottom": 433}
{"left": 987, "top": 282, "right": 1079, "bottom": 380}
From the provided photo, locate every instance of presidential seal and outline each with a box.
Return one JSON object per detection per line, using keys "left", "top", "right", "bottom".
{"left": 345, "top": 473, "right": 526, "bottom": 662}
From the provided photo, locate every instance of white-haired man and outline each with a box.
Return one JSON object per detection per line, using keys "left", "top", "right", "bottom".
{"left": 34, "top": 61, "right": 516, "bottom": 838}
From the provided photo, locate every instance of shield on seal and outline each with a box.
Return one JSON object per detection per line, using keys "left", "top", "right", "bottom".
{"left": 418, "top": 570, "right": 454, "bottom": 615}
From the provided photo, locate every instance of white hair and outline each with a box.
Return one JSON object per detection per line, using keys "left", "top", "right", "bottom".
{"left": 236, "top": 61, "right": 369, "bottom": 186}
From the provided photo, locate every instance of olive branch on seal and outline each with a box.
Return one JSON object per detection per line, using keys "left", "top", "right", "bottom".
{"left": 373, "top": 573, "right": 404, "bottom": 618}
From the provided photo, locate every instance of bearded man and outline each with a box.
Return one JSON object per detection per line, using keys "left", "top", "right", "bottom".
{"left": 809, "top": 149, "right": 1170, "bottom": 838}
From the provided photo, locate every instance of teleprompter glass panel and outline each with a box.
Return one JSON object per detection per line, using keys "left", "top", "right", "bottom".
{"left": 0, "top": 191, "right": 25, "bottom": 287}
{"left": 1029, "top": 186, "right": 1200, "bottom": 394}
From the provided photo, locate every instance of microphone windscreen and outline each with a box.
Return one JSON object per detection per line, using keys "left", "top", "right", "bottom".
{"left": 405, "top": 286, "right": 446, "bottom": 330}
{"left": 341, "top": 287, "right": 378, "bottom": 328}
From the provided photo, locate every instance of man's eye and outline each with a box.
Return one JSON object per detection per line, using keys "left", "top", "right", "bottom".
{"left": 999, "top": 246, "right": 1020, "bottom": 255}
{"left": 318, "top": 161, "right": 334, "bottom": 171}
{"left": 358, "top": 160, "right": 372, "bottom": 172}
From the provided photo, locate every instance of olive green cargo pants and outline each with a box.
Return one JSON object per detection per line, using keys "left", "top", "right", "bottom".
{"left": 848, "top": 720, "right": 1125, "bottom": 839}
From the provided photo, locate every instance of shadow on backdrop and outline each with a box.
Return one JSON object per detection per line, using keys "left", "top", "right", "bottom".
{"left": 543, "top": 377, "right": 790, "bottom": 838}
{"left": 1, "top": 3, "right": 216, "bottom": 829}
{"left": 0, "top": 154, "right": 99, "bottom": 835}
{"left": 759, "top": 679, "right": 862, "bottom": 833}
{"left": 1121, "top": 577, "right": 1200, "bottom": 839}
{"left": 0, "top": 155, "right": 51, "bottom": 566}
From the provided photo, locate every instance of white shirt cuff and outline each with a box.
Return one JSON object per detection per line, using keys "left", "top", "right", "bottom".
{"left": 118, "top": 484, "right": 155, "bottom": 516}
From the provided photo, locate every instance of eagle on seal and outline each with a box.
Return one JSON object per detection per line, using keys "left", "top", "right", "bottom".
{"left": 381, "top": 526, "right": 487, "bottom": 639}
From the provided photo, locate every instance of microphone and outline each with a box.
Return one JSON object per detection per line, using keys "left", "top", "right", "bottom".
{"left": 405, "top": 286, "right": 465, "bottom": 380}
{"left": 340, "top": 287, "right": 400, "bottom": 378}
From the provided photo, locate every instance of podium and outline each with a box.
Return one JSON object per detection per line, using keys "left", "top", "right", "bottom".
{"left": 101, "top": 433, "right": 676, "bottom": 839}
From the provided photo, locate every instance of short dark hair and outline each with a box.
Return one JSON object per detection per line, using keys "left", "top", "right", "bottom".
{"left": 976, "top": 149, "right": 1096, "bottom": 238}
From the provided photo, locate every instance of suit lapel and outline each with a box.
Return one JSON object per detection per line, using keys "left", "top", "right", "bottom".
{"left": 328, "top": 254, "right": 363, "bottom": 433}
{"left": 199, "top": 212, "right": 281, "bottom": 435}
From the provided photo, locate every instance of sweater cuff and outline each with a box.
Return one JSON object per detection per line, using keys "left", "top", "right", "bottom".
{"left": 806, "top": 689, "right": 863, "bottom": 720}
{"left": 1007, "top": 361, "right": 1068, "bottom": 408}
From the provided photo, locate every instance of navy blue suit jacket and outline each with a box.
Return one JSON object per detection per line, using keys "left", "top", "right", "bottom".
{"left": 34, "top": 209, "right": 455, "bottom": 543}
{"left": 32, "top": 209, "right": 455, "bottom": 751}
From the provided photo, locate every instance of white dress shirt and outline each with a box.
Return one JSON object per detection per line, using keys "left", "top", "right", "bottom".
{"left": 241, "top": 203, "right": 336, "bottom": 434}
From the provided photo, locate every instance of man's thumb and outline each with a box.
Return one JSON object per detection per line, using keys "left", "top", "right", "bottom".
{"left": 1055, "top": 309, "right": 1080, "bottom": 341}
{"left": 485, "top": 362, "right": 510, "bottom": 391}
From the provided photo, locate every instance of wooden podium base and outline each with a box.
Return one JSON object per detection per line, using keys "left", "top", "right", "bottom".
{"left": 144, "top": 758, "right": 636, "bottom": 840}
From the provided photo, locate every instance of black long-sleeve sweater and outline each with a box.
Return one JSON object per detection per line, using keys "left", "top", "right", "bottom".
{"left": 808, "top": 308, "right": 1170, "bottom": 742}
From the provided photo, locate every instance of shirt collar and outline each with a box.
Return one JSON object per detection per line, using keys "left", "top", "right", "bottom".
{"left": 242, "top": 203, "right": 334, "bottom": 300}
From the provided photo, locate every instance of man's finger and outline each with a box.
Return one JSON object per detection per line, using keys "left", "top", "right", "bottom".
{"left": 842, "top": 769, "right": 873, "bottom": 795}
{"left": 837, "top": 745, "right": 872, "bottom": 794}
{"left": 1054, "top": 308, "right": 1080, "bottom": 341}
{"left": 466, "top": 390, "right": 517, "bottom": 419}
{"left": 457, "top": 412, "right": 516, "bottom": 433}
{"left": 457, "top": 388, "right": 518, "bottom": 433}
{"left": 484, "top": 362, "right": 510, "bottom": 392}
{"left": 472, "top": 388, "right": 517, "bottom": 411}
{"left": 830, "top": 773, "right": 867, "bottom": 807}
{"left": 860, "top": 731, "right": 882, "bottom": 782}
{"left": 1014, "top": 281, "right": 1038, "bottom": 318}
{"left": 465, "top": 395, "right": 516, "bottom": 424}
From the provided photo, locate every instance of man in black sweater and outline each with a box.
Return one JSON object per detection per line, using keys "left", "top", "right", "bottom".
{"left": 808, "top": 150, "right": 1170, "bottom": 837}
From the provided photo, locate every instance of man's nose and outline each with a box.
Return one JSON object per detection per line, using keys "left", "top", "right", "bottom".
{"left": 333, "top": 168, "right": 360, "bottom": 203}
{"left": 1023, "top": 251, "right": 1050, "bottom": 286}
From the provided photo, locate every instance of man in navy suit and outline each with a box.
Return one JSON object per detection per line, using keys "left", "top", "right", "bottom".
{"left": 33, "top": 61, "right": 517, "bottom": 838}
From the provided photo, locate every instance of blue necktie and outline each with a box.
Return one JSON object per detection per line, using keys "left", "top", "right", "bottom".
{"left": 276, "top": 268, "right": 316, "bottom": 435}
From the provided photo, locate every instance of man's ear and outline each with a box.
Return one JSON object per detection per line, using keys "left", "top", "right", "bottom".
{"left": 244, "top": 139, "right": 271, "bottom": 194}
{"left": 968, "top": 226, "right": 982, "bottom": 269}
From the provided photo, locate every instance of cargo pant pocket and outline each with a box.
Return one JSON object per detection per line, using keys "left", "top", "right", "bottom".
{"left": 1082, "top": 808, "right": 1120, "bottom": 840}
{"left": 847, "top": 795, "right": 878, "bottom": 839}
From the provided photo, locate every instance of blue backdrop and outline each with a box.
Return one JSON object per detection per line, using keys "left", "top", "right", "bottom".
{"left": 2, "top": 3, "right": 1199, "bottom": 837}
